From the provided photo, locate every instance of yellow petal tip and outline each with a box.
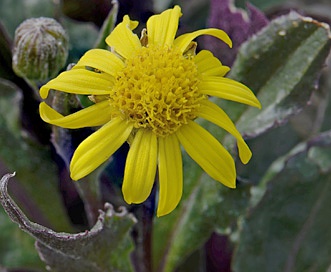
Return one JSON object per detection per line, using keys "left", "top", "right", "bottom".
{"left": 39, "top": 86, "right": 49, "bottom": 99}
{"left": 228, "top": 182, "right": 236, "bottom": 189}
{"left": 156, "top": 206, "right": 176, "bottom": 217}
{"left": 70, "top": 172, "right": 79, "bottom": 181}
{"left": 255, "top": 99, "right": 262, "bottom": 109}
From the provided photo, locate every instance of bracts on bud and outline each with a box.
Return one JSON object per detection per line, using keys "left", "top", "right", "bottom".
{"left": 12, "top": 17, "right": 69, "bottom": 81}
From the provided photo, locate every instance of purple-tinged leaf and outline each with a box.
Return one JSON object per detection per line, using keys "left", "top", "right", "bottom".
{"left": 204, "top": 0, "right": 268, "bottom": 66}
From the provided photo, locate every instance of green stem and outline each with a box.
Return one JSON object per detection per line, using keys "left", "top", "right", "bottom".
{"left": 75, "top": 171, "right": 103, "bottom": 227}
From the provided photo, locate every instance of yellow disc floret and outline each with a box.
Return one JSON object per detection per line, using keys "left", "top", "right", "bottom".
{"left": 110, "top": 45, "right": 203, "bottom": 136}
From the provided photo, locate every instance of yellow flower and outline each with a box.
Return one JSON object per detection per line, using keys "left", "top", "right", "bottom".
{"left": 39, "top": 6, "right": 261, "bottom": 216}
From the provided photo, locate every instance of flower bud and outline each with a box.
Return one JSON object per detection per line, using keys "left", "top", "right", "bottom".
{"left": 12, "top": 17, "right": 69, "bottom": 81}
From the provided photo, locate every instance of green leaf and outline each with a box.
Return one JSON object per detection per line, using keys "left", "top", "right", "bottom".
{"left": 153, "top": 13, "right": 331, "bottom": 272}
{"left": 0, "top": 173, "right": 136, "bottom": 272}
{"left": 221, "top": 11, "right": 331, "bottom": 188}
{"left": 233, "top": 130, "right": 331, "bottom": 272}
{"left": 0, "top": 79, "right": 72, "bottom": 231}
{"left": 321, "top": 58, "right": 331, "bottom": 132}
{"left": 228, "top": 12, "right": 331, "bottom": 137}
{"left": 153, "top": 154, "right": 251, "bottom": 272}
{"left": 94, "top": 0, "right": 119, "bottom": 50}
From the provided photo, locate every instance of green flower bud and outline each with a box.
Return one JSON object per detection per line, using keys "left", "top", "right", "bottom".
{"left": 12, "top": 17, "right": 69, "bottom": 81}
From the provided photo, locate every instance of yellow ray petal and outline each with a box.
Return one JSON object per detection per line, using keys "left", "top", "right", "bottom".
{"left": 39, "top": 100, "right": 112, "bottom": 129}
{"left": 122, "top": 129, "right": 158, "bottom": 204}
{"left": 70, "top": 117, "right": 133, "bottom": 180}
{"left": 195, "top": 50, "right": 230, "bottom": 77}
{"left": 174, "top": 28, "right": 232, "bottom": 53}
{"left": 157, "top": 134, "right": 183, "bottom": 217}
{"left": 176, "top": 121, "right": 236, "bottom": 188}
{"left": 199, "top": 76, "right": 261, "bottom": 108}
{"left": 147, "top": 5, "right": 182, "bottom": 47}
{"left": 40, "top": 69, "right": 112, "bottom": 99}
{"left": 197, "top": 99, "right": 252, "bottom": 164}
{"left": 105, "top": 15, "right": 141, "bottom": 59}
{"left": 73, "top": 49, "right": 124, "bottom": 76}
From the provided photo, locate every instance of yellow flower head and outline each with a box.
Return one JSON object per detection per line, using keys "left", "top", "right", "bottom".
{"left": 39, "top": 6, "right": 261, "bottom": 216}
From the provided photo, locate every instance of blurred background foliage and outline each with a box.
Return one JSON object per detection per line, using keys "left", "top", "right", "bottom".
{"left": 0, "top": 0, "right": 330, "bottom": 271}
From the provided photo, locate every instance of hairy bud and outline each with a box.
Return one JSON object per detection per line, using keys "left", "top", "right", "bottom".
{"left": 12, "top": 17, "right": 69, "bottom": 81}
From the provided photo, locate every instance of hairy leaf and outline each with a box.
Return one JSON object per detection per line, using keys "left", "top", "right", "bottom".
{"left": 153, "top": 155, "right": 250, "bottom": 272}
{"left": 153, "top": 13, "right": 331, "bottom": 272}
{"left": 0, "top": 173, "right": 136, "bottom": 272}
{"left": 233, "top": 130, "right": 331, "bottom": 272}
{"left": 229, "top": 12, "right": 331, "bottom": 138}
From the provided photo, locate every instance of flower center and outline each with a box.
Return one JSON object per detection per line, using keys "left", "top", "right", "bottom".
{"left": 110, "top": 45, "right": 202, "bottom": 136}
